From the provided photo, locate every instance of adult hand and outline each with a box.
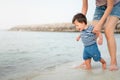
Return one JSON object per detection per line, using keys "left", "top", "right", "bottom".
{"left": 92, "top": 23, "right": 102, "bottom": 34}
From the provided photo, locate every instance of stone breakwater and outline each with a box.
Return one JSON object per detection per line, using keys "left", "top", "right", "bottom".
{"left": 9, "top": 23, "right": 76, "bottom": 32}
{"left": 9, "top": 21, "right": 120, "bottom": 33}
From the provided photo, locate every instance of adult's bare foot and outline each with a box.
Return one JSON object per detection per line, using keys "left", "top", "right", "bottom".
{"left": 109, "top": 65, "right": 118, "bottom": 71}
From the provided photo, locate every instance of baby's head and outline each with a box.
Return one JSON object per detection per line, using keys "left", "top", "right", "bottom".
{"left": 72, "top": 13, "right": 87, "bottom": 31}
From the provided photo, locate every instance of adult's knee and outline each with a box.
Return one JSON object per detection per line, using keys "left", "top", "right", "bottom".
{"left": 104, "top": 29, "right": 114, "bottom": 40}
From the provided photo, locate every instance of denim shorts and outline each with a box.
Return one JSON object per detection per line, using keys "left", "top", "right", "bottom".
{"left": 93, "top": 1, "right": 120, "bottom": 20}
{"left": 83, "top": 43, "right": 101, "bottom": 62}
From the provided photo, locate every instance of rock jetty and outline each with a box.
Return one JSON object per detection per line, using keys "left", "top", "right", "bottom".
{"left": 9, "top": 21, "right": 120, "bottom": 33}
{"left": 9, "top": 23, "right": 76, "bottom": 32}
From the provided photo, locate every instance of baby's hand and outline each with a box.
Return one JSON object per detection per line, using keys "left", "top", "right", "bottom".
{"left": 76, "top": 36, "right": 80, "bottom": 41}
{"left": 97, "top": 32, "right": 103, "bottom": 45}
{"left": 98, "top": 38, "right": 103, "bottom": 45}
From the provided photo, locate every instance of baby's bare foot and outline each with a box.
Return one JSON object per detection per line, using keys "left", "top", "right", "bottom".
{"left": 72, "top": 64, "right": 86, "bottom": 69}
{"left": 72, "top": 62, "right": 86, "bottom": 69}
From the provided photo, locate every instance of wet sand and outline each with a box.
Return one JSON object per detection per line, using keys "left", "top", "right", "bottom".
{"left": 31, "top": 58, "right": 120, "bottom": 80}
{"left": 4, "top": 58, "right": 120, "bottom": 80}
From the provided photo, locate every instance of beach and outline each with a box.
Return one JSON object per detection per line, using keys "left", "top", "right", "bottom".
{"left": 4, "top": 60, "right": 120, "bottom": 80}
{"left": 30, "top": 60, "right": 120, "bottom": 80}
{"left": 0, "top": 31, "right": 120, "bottom": 80}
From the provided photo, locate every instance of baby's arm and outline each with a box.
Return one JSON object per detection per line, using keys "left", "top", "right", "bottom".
{"left": 76, "top": 35, "right": 80, "bottom": 41}
{"left": 97, "top": 32, "right": 103, "bottom": 45}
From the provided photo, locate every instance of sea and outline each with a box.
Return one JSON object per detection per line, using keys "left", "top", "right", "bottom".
{"left": 0, "top": 31, "right": 120, "bottom": 80}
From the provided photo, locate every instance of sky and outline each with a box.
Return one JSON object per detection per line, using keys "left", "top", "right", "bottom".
{"left": 0, "top": 0, "right": 95, "bottom": 29}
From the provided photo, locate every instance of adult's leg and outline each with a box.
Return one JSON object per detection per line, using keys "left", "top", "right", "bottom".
{"left": 104, "top": 16, "right": 119, "bottom": 71}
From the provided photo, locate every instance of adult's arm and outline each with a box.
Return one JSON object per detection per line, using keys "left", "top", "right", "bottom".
{"left": 81, "top": 0, "right": 88, "bottom": 15}
{"left": 93, "top": 0, "right": 114, "bottom": 33}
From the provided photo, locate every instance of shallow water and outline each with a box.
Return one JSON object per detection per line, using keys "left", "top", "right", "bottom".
{"left": 0, "top": 31, "right": 120, "bottom": 80}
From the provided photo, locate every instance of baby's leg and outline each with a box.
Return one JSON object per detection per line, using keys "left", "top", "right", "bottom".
{"left": 100, "top": 58, "right": 106, "bottom": 70}
{"left": 85, "top": 59, "right": 91, "bottom": 70}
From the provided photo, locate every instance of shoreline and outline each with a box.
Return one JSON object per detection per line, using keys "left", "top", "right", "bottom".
{"left": 5, "top": 59, "right": 120, "bottom": 80}
{"left": 0, "top": 32, "right": 119, "bottom": 80}
{"left": 25, "top": 59, "right": 120, "bottom": 80}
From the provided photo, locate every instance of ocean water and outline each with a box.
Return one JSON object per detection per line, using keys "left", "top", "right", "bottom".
{"left": 0, "top": 31, "right": 120, "bottom": 80}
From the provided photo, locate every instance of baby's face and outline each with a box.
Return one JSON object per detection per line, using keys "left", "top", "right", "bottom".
{"left": 74, "top": 20, "right": 86, "bottom": 31}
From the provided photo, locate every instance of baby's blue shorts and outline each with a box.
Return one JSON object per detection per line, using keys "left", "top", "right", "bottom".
{"left": 83, "top": 43, "right": 101, "bottom": 62}
{"left": 93, "top": 1, "right": 120, "bottom": 20}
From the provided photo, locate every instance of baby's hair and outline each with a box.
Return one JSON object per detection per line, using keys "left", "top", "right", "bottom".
{"left": 72, "top": 13, "right": 87, "bottom": 24}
